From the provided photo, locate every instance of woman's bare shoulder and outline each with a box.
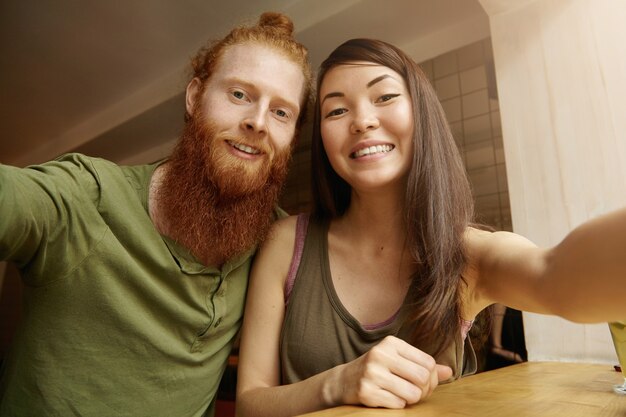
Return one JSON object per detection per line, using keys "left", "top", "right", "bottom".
{"left": 267, "top": 214, "right": 300, "bottom": 242}
{"left": 254, "top": 214, "right": 305, "bottom": 284}
{"left": 465, "top": 225, "right": 537, "bottom": 252}
{"left": 462, "top": 226, "right": 546, "bottom": 314}
{"left": 462, "top": 227, "right": 535, "bottom": 298}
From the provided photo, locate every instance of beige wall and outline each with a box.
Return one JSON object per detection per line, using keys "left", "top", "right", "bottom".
{"left": 481, "top": 0, "right": 626, "bottom": 362}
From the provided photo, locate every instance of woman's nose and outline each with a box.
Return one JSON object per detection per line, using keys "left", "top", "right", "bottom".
{"left": 350, "top": 107, "right": 380, "bottom": 134}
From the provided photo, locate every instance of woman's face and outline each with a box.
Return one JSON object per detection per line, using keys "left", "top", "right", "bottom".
{"left": 319, "top": 62, "right": 414, "bottom": 193}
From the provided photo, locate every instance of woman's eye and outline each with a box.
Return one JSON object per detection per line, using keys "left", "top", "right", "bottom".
{"left": 274, "top": 109, "right": 288, "bottom": 118}
{"left": 377, "top": 94, "right": 400, "bottom": 103}
{"left": 325, "top": 108, "right": 347, "bottom": 118}
{"left": 232, "top": 90, "right": 246, "bottom": 100}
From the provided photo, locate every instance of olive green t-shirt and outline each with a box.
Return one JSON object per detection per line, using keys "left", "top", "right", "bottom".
{"left": 0, "top": 153, "right": 262, "bottom": 417}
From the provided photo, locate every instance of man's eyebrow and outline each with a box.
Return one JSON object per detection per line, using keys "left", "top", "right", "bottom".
{"left": 224, "top": 77, "right": 254, "bottom": 90}
{"left": 224, "top": 77, "right": 300, "bottom": 113}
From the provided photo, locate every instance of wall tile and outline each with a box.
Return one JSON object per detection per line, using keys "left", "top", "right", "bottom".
{"left": 501, "top": 222, "right": 513, "bottom": 232}
{"left": 463, "top": 114, "right": 491, "bottom": 144}
{"left": 496, "top": 163, "right": 508, "bottom": 192}
{"left": 433, "top": 51, "right": 458, "bottom": 79}
{"left": 458, "top": 41, "right": 484, "bottom": 71}
{"left": 500, "top": 191, "right": 511, "bottom": 210}
{"left": 468, "top": 165, "right": 499, "bottom": 196}
{"left": 500, "top": 192, "right": 512, "bottom": 231}
{"left": 462, "top": 89, "right": 490, "bottom": 118}
{"left": 490, "top": 97, "right": 499, "bottom": 111}
{"left": 449, "top": 121, "right": 464, "bottom": 148}
{"left": 494, "top": 136, "right": 506, "bottom": 164}
{"left": 465, "top": 140, "right": 495, "bottom": 170}
{"left": 435, "top": 74, "right": 460, "bottom": 101}
{"left": 460, "top": 66, "right": 487, "bottom": 94}
{"left": 475, "top": 193, "right": 502, "bottom": 228}
{"left": 491, "top": 110, "right": 502, "bottom": 137}
{"left": 420, "top": 60, "right": 434, "bottom": 81}
{"left": 482, "top": 38, "right": 494, "bottom": 62}
{"left": 441, "top": 97, "right": 462, "bottom": 122}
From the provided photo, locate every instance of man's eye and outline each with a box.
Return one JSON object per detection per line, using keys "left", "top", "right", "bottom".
{"left": 275, "top": 109, "right": 287, "bottom": 118}
{"left": 325, "top": 108, "right": 347, "bottom": 118}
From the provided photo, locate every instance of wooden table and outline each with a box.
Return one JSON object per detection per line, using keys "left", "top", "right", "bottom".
{"left": 299, "top": 362, "right": 626, "bottom": 416}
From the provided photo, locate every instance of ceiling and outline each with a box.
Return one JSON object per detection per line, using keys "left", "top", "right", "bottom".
{"left": 0, "top": 0, "right": 489, "bottom": 166}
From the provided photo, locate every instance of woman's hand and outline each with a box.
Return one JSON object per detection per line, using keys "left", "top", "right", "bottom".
{"left": 330, "top": 335, "right": 453, "bottom": 409}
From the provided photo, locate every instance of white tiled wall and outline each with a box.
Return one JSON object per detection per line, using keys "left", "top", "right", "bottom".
{"left": 422, "top": 38, "right": 511, "bottom": 231}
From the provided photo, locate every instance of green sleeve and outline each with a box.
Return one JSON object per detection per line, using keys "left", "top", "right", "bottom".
{"left": 0, "top": 154, "right": 101, "bottom": 273}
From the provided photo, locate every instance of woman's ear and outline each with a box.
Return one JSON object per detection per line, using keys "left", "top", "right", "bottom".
{"left": 185, "top": 77, "right": 203, "bottom": 116}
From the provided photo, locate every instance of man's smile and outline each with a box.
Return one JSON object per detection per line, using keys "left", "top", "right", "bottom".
{"left": 226, "top": 139, "right": 262, "bottom": 155}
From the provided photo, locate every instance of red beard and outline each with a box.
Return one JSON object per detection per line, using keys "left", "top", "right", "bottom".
{"left": 157, "top": 110, "right": 292, "bottom": 266}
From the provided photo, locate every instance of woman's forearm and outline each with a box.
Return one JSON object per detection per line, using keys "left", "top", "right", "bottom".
{"left": 236, "top": 364, "right": 344, "bottom": 417}
{"left": 237, "top": 335, "right": 450, "bottom": 416}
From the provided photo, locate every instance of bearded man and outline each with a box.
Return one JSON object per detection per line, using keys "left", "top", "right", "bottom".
{"left": 0, "top": 12, "right": 311, "bottom": 417}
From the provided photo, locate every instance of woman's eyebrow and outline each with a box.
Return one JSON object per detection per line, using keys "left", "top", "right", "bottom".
{"left": 321, "top": 74, "right": 399, "bottom": 105}
{"left": 367, "top": 74, "right": 395, "bottom": 87}
{"left": 321, "top": 91, "right": 344, "bottom": 105}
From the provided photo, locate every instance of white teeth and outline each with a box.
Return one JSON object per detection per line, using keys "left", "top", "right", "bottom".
{"left": 228, "top": 140, "right": 260, "bottom": 155}
{"left": 352, "top": 144, "right": 393, "bottom": 158}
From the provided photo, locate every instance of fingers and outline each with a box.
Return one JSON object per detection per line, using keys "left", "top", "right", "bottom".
{"left": 363, "top": 358, "right": 425, "bottom": 406}
{"left": 349, "top": 336, "right": 449, "bottom": 407}
{"left": 354, "top": 378, "right": 408, "bottom": 409}
{"left": 378, "top": 337, "right": 438, "bottom": 395}
{"left": 341, "top": 353, "right": 410, "bottom": 409}
{"left": 436, "top": 364, "right": 453, "bottom": 381}
{"left": 422, "top": 364, "right": 452, "bottom": 399}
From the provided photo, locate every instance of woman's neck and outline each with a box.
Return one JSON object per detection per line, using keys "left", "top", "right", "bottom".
{"left": 333, "top": 188, "right": 407, "bottom": 251}
{"left": 326, "top": 185, "right": 414, "bottom": 324}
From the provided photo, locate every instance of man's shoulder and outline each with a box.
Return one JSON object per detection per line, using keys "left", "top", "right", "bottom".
{"left": 273, "top": 206, "right": 289, "bottom": 220}
{"left": 49, "top": 153, "right": 119, "bottom": 184}
{"left": 54, "top": 152, "right": 115, "bottom": 170}
{"left": 54, "top": 153, "right": 160, "bottom": 186}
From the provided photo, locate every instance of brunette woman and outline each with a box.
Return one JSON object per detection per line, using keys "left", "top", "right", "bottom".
{"left": 235, "top": 38, "right": 626, "bottom": 417}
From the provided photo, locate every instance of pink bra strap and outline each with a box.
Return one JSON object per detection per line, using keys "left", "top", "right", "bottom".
{"left": 460, "top": 319, "right": 474, "bottom": 340}
{"left": 284, "top": 214, "right": 309, "bottom": 305}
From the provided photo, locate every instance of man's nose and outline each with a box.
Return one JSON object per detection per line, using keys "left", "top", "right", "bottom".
{"left": 241, "top": 105, "right": 267, "bottom": 135}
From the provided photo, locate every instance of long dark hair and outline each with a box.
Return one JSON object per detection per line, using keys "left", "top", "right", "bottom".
{"left": 311, "top": 38, "right": 474, "bottom": 356}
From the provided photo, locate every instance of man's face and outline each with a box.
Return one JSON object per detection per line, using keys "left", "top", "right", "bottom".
{"left": 185, "top": 42, "right": 305, "bottom": 195}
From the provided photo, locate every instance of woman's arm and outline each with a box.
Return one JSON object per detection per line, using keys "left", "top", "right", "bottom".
{"left": 469, "top": 207, "right": 626, "bottom": 322}
{"left": 236, "top": 217, "right": 451, "bottom": 417}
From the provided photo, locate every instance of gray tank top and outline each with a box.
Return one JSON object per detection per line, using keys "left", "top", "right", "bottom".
{"left": 279, "top": 214, "right": 477, "bottom": 384}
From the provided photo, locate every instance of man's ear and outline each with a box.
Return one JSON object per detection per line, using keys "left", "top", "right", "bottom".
{"left": 185, "top": 77, "right": 203, "bottom": 116}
